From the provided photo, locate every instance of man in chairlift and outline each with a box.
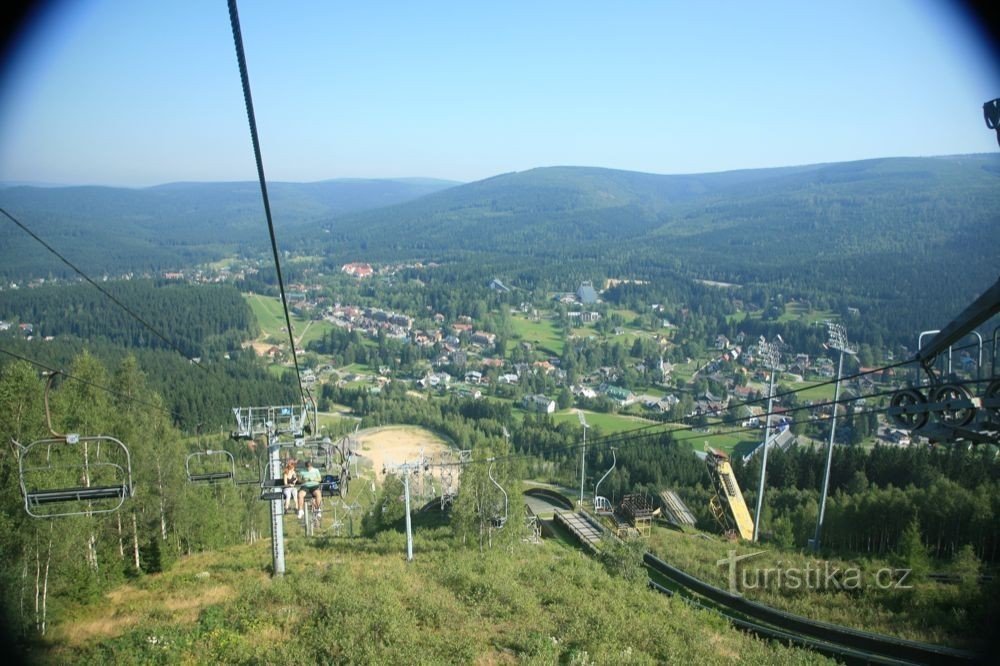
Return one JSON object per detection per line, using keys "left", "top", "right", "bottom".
{"left": 296, "top": 459, "right": 322, "bottom": 519}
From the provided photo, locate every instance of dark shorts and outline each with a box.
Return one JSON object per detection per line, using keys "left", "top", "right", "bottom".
{"left": 299, "top": 484, "right": 320, "bottom": 494}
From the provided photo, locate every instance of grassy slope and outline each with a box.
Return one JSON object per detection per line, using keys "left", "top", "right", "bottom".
{"left": 647, "top": 526, "right": 989, "bottom": 650}
{"left": 35, "top": 528, "right": 828, "bottom": 665}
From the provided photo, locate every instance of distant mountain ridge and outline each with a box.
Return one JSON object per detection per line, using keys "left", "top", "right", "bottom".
{"left": 0, "top": 178, "right": 459, "bottom": 278}
{"left": 305, "top": 155, "right": 1000, "bottom": 257}
{"left": 2, "top": 156, "right": 998, "bottom": 314}
{"left": 294, "top": 155, "right": 1000, "bottom": 334}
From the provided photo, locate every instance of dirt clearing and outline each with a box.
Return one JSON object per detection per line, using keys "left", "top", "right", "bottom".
{"left": 354, "top": 426, "right": 453, "bottom": 484}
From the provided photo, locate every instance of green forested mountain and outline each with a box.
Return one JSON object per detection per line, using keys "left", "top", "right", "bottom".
{"left": 302, "top": 154, "right": 1000, "bottom": 345}
{"left": 309, "top": 155, "right": 999, "bottom": 265}
{"left": 0, "top": 178, "right": 458, "bottom": 278}
{"left": 3, "top": 156, "right": 998, "bottom": 345}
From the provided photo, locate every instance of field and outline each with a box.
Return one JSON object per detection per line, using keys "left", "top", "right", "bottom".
{"left": 545, "top": 407, "right": 757, "bottom": 455}
{"left": 508, "top": 313, "right": 564, "bottom": 356}
{"left": 785, "top": 380, "right": 836, "bottom": 403}
{"left": 778, "top": 302, "right": 836, "bottom": 325}
{"left": 728, "top": 303, "right": 837, "bottom": 326}
{"left": 353, "top": 425, "right": 453, "bottom": 483}
{"left": 244, "top": 293, "right": 332, "bottom": 348}
{"left": 551, "top": 408, "right": 657, "bottom": 435}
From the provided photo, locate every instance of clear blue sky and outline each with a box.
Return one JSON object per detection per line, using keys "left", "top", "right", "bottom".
{"left": 0, "top": 0, "right": 996, "bottom": 186}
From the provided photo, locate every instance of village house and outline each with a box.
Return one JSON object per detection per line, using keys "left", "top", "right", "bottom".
{"left": 418, "top": 372, "right": 452, "bottom": 390}
{"left": 342, "top": 262, "right": 374, "bottom": 278}
{"left": 602, "top": 385, "right": 635, "bottom": 405}
{"left": 471, "top": 331, "right": 497, "bottom": 346}
{"left": 532, "top": 360, "right": 556, "bottom": 374}
{"left": 523, "top": 394, "right": 556, "bottom": 414}
{"left": 577, "top": 281, "right": 598, "bottom": 304}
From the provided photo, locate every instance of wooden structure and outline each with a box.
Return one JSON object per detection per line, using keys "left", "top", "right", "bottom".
{"left": 554, "top": 510, "right": 604, "bottom": 552}
{"left": 658, "top": 489, "right": 697, "bottom": 527}
{"left": 620, "top": 493, "right": 658, "bottom": 538}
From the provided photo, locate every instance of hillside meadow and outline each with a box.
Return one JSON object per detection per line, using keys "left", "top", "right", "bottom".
{"left": 29, "top": 527, "right": 830, "bottom": 665}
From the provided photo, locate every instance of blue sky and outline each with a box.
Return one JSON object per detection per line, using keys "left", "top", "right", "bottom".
{"left": 0, "top": 0, "right": 996, "bottom": 186}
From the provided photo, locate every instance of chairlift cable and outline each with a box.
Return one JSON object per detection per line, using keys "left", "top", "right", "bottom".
{"left": 226, "top": 0, "right": 306, "bottom": 407}
{"left": 0, "top": 345, "right": 191, "bottom": 426}
{"left": 420, "top": 360, "right": 914, "bottom": 472}
{"left": 0, "top": 207, "right": 209, "bottom": 372}
{"left": 424, "top": 372, "right": 989, "bottom": 471}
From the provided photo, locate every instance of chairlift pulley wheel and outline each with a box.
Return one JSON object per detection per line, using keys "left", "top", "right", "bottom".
{"left": 930, "top": 384, "right": 976, "bottom": 427}
{"left": 889, "top": 389, "right": 929, "bottom": 430}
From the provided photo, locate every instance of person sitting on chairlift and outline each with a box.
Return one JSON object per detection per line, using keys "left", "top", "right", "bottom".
{"left": 282, "top": 459, "right": 298, "bottom": 513}
{"left": 296, "top": 459, "right": 322, "bottom": 519}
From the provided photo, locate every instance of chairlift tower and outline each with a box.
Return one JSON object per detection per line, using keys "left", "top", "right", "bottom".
{"left": 752, "top": 339, "right": 781, "bottom": 542}
{"left": 231, "top": 404, "right": 307, "bottom": 577}
{"left": 812, "top": 323, "right": 856, "bottom": 552}
{"left": 384, "top": 460, "right": 421, "bottom": 561}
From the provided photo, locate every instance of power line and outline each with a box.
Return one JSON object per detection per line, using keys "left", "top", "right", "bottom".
{"left": 0, "top": 345, "right": 188, "bottom": 425}
{"left": 227, "top": 0, "right": 306, "bottom": 408}
{"left": 0, "top": 207, "right": 209, "bottom": 372}
{"left": 423, "top": 369, "right": 991, "bottom": 471}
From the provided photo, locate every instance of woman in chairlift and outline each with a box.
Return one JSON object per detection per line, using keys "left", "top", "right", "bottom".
{"left": 282, "top": 459, "right": 298, "bottom": 513}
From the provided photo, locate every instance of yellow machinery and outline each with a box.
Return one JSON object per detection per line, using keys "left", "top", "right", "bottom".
{"left": 706, "top": 449, "right": 754, "bottom": 540}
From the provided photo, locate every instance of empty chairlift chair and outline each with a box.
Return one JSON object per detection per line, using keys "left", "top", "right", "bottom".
{"left": 16, "top": 371, "right": 133, "bottom": 518}
{"left": 488, "top": 461, "right": 508, "bottom": 529}
{"left": 185, "top": 449, "right": 236, "bottom": 484}
{"left": 593, "top": 447, "right": 616, "bottom": 515}
{"left": 18, "top": 434, "right": 133, "bottom": 518}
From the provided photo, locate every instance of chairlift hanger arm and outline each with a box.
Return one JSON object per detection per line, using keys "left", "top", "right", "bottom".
{"left": 916, "top": 277, "right": 1000, "bottom": 369}
{"left": 986, "top": 98, "right": 1000, "bottom": 146}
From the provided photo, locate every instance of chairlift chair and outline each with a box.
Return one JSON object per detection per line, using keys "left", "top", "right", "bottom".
{"left": 16, "top": 371, "right": 133, "bottom": 518}
{"left": 18, "top": 434, "right": 133, "bottom": 518}
{"left": 593, "top": 496, "right": 614, "bottom": 515}
{"left": 185, "top": 449, "right": 236, "bottom": 484}
{"left": 488, "top": 461, "right": 508, "bottom": 529}
{"left": 593, "top": 447, "right": 616, "bottom": 515}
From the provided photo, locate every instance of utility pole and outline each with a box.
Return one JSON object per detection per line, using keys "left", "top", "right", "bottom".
{"left": 752, "top": 339, "right": 781, "bottom": 543}
{"left": 577, "top": 410, "right": 588, "bottom": 506}
{"left": 813, "top": 323, "right": 855, "bottom": 552}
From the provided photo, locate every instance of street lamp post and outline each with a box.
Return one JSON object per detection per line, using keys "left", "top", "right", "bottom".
{"left": 578, "top": 410, "right": 588, "bottom": 506}
{"left": 752, "top": 339, "right": 780, "bottom": 542}
{"left": 813, "top": 322, "right": 856, "bottom": 552}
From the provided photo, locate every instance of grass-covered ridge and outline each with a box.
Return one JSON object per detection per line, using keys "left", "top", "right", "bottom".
{"left": 34, "top": 528, "right": 829, "bottom": 665}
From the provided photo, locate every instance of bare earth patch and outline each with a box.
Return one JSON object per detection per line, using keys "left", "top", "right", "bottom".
{"left": 54, "top": 583, "right": 236, "bottom": 647}
{"left": 354, "top": 425, "right": 452, "bottom": 484}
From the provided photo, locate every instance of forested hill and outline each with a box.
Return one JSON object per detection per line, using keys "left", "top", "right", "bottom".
{"left": 307, "top": 155, "right": 1000, "bottom": 261}
{"left": 0, "top": 178, "right": 457, "bottom": 279}
{"left": 303, "top": 154, "right": 1000, "bottom": 336}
